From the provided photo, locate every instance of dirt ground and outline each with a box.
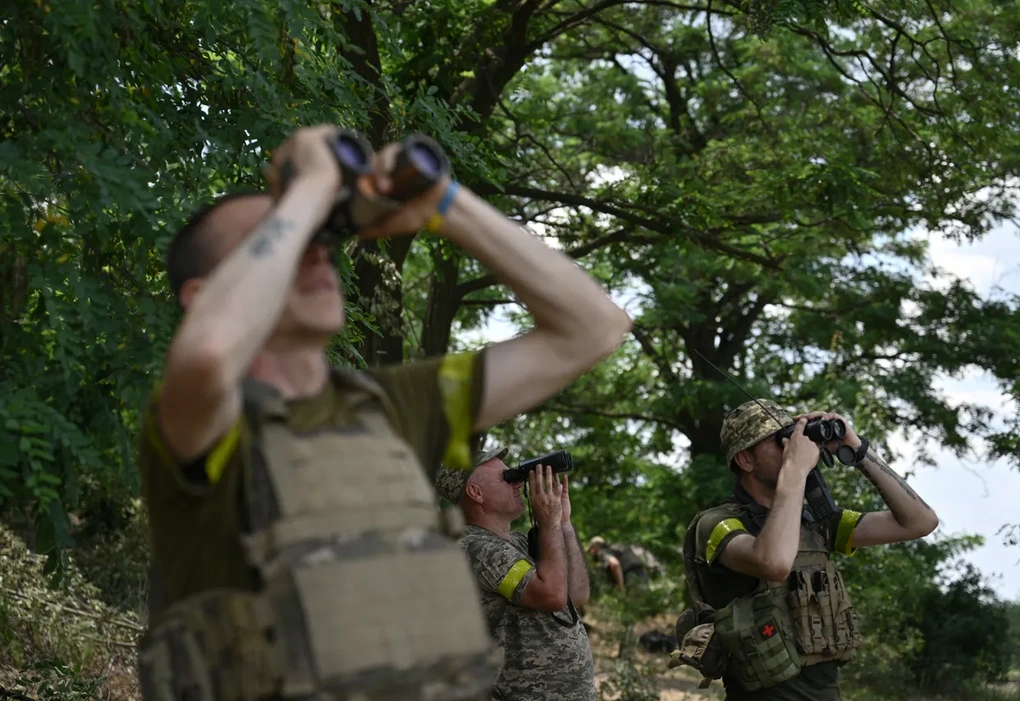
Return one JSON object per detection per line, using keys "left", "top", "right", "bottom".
{"left": 587, "top": 612, "right": 723, "bottom": 701}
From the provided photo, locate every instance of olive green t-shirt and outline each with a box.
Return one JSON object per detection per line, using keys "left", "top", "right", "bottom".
{"left": 138, "top": 351, "right": 485, "bottom": 607}
{"left": 693, "top": 501, "right": 864, "bottom": 701}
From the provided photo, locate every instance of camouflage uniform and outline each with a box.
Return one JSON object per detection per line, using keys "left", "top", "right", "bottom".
{"left": 435, "top": 453, "right": 597, "bottom": 701}
{"left": 684, "top": 399, "right": 863, "bottom": 701}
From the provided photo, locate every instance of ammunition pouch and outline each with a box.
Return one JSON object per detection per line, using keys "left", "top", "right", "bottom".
{"left": 787, "top": 558, "right": 860, "bottom": 665}
{"left": 713, "top": 590, "right": 802, "bottom": 692}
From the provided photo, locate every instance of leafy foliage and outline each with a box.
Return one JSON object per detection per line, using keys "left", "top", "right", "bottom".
{"left": 4, "top": 0, "right": 1020, "bottom": 698}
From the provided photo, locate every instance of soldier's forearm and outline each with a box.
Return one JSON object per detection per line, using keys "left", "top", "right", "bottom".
{"left": 561, "top": 524, "right": 590, "bottom": 605}
{"left": 857, "top": 448, "right": 938, "bottom": 531}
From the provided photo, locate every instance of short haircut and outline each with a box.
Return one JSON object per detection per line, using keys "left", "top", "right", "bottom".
{"left": 166, "top": 190, "right": 262, "bottom": 300}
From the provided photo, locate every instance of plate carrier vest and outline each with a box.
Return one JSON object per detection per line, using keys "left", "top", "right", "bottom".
{"left": 136, "top": 369, "right": 497, "bottom": 701}
{"left": 677, "top": 501, "right": 862, "bottom": 691}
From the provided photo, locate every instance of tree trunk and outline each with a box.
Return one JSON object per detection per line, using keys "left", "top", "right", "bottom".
{"left": 420, "top": 250, "right": 462, "bottom": 358}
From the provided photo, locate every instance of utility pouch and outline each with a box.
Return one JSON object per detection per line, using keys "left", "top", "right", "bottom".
{"left": 136, "top": 589, "right": 285, "bottom": 701}
{"left": 668, "top": 606, "right": 728, "bottom": 688}
{"left": 713, "top": 590, "right": 801, "bottom": 692}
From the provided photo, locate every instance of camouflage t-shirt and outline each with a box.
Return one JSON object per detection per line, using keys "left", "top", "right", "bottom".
{"left": 692, "top": 501, "right": 864, "bottom": 701}
{"left": 459, "top": 525, "right": 596, "bottom": 701}
{"left": 137, "top": 352, "right": 485, "bottom": 605}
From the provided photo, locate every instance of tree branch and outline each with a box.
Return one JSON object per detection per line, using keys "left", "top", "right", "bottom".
{"left": 543, "top": 402, "right": 688, "bottom": 432}
{"left": 470, "top": 182, "right": 782, "bottom": 268}
{"left": 455, "top": 226, "right": 635, "bottom": 297}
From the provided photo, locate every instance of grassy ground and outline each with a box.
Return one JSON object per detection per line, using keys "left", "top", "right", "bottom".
{"left": 1, "top": 523, "right": 1017, "bottom": 701}
{"left": 585, "top": 608, "right": 1020, "bottom": 701}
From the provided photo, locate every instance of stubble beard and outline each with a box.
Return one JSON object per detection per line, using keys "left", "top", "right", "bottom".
{"left": 752, "top": 465, "right": 779, "bottom": 489}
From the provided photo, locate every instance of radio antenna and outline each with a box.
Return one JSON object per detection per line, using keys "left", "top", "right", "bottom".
{"left": 690, "top": 347, "right": 788, "bottom": 432}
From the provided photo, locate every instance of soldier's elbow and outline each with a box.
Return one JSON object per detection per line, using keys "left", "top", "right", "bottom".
{"left": 916, "top": 511, "right": 940, "bottom": 538}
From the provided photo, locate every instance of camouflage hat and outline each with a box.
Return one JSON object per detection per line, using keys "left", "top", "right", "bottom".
{"left": 720, "top": 399, "right": 794, "bottom": 465}
{"left": 587, "top": 536, "right": 606, "bottom": 550}
{"left": 434, "top": 445, "right": 510, "bottom": 503}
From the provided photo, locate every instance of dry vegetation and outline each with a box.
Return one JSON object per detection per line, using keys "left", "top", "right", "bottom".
{"left": 2, "top": 523, "right": 1017, "bottom": 701}
{"left": 0, "top": 523, "right": 142, "bottom": 701}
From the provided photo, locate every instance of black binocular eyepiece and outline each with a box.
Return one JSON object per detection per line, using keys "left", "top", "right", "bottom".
{"left": 503, "top": 450, "right": 574, "bottom": 483}
{"left": 775, "top": 417, "right": 847, "bottom": 446}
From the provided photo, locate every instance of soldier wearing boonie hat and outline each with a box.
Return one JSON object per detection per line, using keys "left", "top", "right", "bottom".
{"left": 719, "top": 398, "right": 794, "bottom": 470}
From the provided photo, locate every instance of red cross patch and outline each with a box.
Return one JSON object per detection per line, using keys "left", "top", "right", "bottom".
{"left": 761, "top": 624, "right": 775, "bottom": 638}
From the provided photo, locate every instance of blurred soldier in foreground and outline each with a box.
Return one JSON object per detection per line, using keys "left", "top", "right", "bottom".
{"left": 436, "top": 448, "right": 596, "bottom": 701}
{"left": 672, "top": 400, "right": 939, "bottom": 700}
{"left": 133, "top": 124, "right": 631, "bottom": 700}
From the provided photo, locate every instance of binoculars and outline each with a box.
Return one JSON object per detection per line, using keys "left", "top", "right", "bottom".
{"left": 776, "top": 415, "right": 863, "bottom": 468}
{"left": 503, "top": 450, "right": 574, "bottom": 483}
{"left": 774, "top": 417, "right": 846, "bottom": 446}
{"left": 282, "top": 128, "right": 451, "bottom": 240}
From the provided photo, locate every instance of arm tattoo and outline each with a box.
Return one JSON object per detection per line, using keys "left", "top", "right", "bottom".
{"left": 247, "top": 215, "right": 294, "bottom": 257}
{"left": 861, "top": 448, "right": 933, "bottom": 510}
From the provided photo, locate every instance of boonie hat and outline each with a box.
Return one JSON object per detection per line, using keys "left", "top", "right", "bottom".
{"left": 720, "top": 399, "right": 794, "bottom": 465}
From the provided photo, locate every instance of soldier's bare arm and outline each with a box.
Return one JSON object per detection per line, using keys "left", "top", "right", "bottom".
{"left": 847, "top": 448, "right": 939, "bottom": 547}
{"left": 558, "top": 475, "right": 590, "bottom": 605}
{"left": 561, "top": 525, "right": 591, "bottom": 606}
{"left": 356, "top": 145, "right": 631, "bottom": 432}
{"left": 793, "top": 411, "right": 939, "bottom": 548}
{"left": 434, "top": 191, "right": 633, "bottom": 431}
{"left": 604, "top": 554, "right": 625, "bottom": 590}
{"left": 518, "top": 466, "right": 569, "bottom": 611}
{"left": 158, "top": 126, "right": 341, "bottom": 463}
{"left": 717, "top": 420, "right": 818, "bottom": 582}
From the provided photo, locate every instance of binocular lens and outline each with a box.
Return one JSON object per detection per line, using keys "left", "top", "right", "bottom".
{"left": 817, "top": 422, "right": 832, "bottom": 441}
{"left": 408, "top": 142, "right": 442, "bottom": 178}
{"left": 831, "top": 420, "right": 846, "bottom": 439}
{"left": 334, "top": 135, "right": 370, "bottom": 169}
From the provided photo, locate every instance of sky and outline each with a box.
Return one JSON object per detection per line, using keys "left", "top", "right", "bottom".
{"left": 890, "top": 220, "right": 1020, "bottom": 600}
{"left": 464, "top": 216, "right": 1020, "bottom": 601}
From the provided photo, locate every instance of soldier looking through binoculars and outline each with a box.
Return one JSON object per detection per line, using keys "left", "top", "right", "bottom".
{"left": 133, "top": 124, "right": 632, "bottom": 701}
{"left": 673, "top": 400, "right": 939, "bottom": 700}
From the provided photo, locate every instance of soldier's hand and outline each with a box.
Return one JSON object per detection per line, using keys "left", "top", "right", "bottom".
{"left": 780, "top": 418, "right": 820, "bottom": 478}
{"left": 265, "top": 125, "right": 343, "bottom": 200}
{"left": 357, "top": 141, "right": 453, "bottom": 239}
{"left": 528, "top": 464, "right": 564, "bottom": 528}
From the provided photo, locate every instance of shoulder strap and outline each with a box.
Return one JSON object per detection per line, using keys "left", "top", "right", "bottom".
{"left": 683, "top": 511, "right": 710, "bottom": 606}
{"left": 330, "top": 365, "right": 386, "bottom": 398}
{"left": 240, "top": 378, "right": 288, "bottom": 422}
{"left": 239, "top": 379, "right": 287, "bottom": 535}
{"left": 329, "top": 366, "right": 401, "bottom": 424}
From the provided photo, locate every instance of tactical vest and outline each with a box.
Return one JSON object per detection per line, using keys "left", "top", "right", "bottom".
{"left": 136, "top": 369, "right": 497, "bottom": 701}
{"left": 672, "top": 502, "right": 861, "bottom": 692}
